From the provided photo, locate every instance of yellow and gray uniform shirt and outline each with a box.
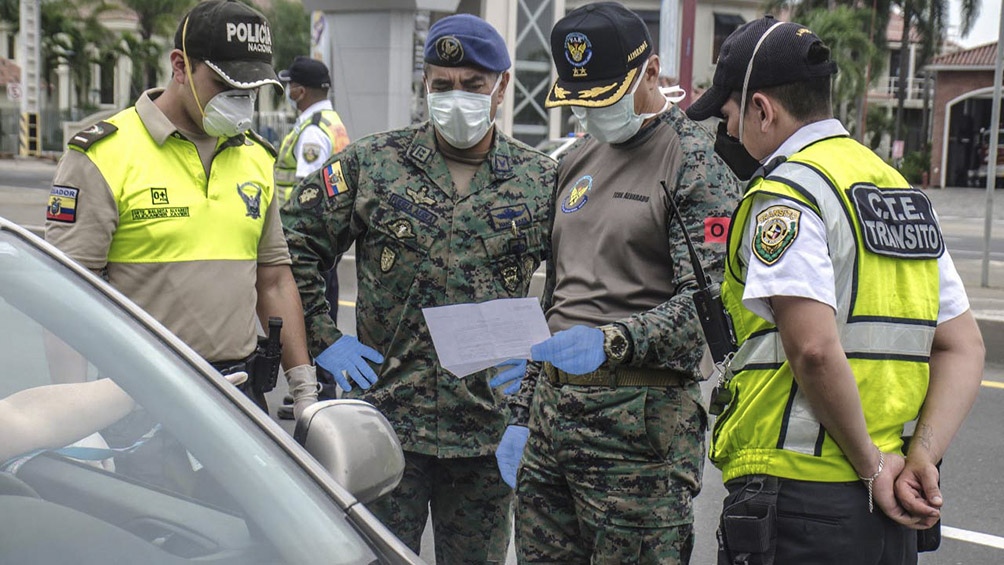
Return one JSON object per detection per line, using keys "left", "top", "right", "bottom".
{"left": 45, "top": 89, "right": 290, "bottom": 363}
{"left": 274, "top": 100, "right": 350, "bottom": 202}
{"left": 713, "top": 119, "right": 969, "bottom": 483}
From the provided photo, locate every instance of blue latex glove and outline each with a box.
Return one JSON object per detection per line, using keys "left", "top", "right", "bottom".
{"left": 530, "top": 325, "right": 605, "bottom": 375}
{"left": 495, "top": 425, "right": 529, "bottom": 489}
{"left": 315, "top": 335, "right": 385, "bottom": 391}
{"left": 490, "top": 359, "right": 527, "bottom": 395}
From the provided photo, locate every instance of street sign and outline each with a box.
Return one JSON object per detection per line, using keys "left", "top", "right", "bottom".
{"left": 892, "top": 140, "right": 905, "bottom": 160}
{"left": 6, "top": 82, "right": 21, "bottom": 100}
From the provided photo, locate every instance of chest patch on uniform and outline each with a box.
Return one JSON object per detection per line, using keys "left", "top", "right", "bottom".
{"left": 389, "top": 193, "right": 439, "bottom": 226}
{"left": 302, "top": 142, "right": 322, "bottom": 163}
{"left": 753, "top": 205, "right": 800, "bottom": 266}
{"left": 150, "top": 187, "right": 169, "bottom": 205}
{"left": 386, "top": 218, "right": 416, "bottom": 240}
{"left": 850, "top": 184, "right": 944, "bottom": 259}
{"left": 237, "top": 181, "right": 263, "bottom": 219}
{"left": 562, "top": 175, "right": 592, "bottom": 213}
{"left": 498, "top": 258, "right": 521, "bottom": 293}
{"left": 406, "top": 186, "right": 436, "bottom": 206}
{"left": 298, "top": 184, "right": 323, "bottom": 209}
{"left": 46, "top": 186, "right": 79, "bottom": 223}
{"left": 489, "top": 204, "right": 532, "bottom": 232}
{"left": 380, "top": 246, "right": 397, "bottom": 272}
{"left": 322, "top": 161, "right": 348, "bottom": 197}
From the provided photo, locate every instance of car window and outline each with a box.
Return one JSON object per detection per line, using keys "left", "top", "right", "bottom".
{"left": 0, "top": 233, "right": 382, "bottom": 564}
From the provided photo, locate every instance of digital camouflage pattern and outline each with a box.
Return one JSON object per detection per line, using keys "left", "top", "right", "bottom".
{"left": 517, "top": 380, "right": 706, "bottom": 563}
{"left": 367, "top": 453, "right": 512, "bottom": 563}
{"left": 510, "top": 106, "right": 743, "bottom": 562}
{"left": 282, "top": 120, "right": 556, "bottom": 458}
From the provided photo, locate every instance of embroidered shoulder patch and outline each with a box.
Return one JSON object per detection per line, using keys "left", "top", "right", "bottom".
{"left": 322, "top": 161, "right": 348, "bottom": 197}
{"left": 302, "top": 142, "right": 322, "bottom": 163}
{"left": 47, "top": 186, "right": 79, "bottom": 223}
{"left": 753, "top": 205, "right": 800, "bottom": 265}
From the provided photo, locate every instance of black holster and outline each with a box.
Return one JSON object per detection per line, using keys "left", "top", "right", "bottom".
{"left": 718, "top": 476, "right": 779, "bottom": 565}
{"left": 251, "top": 317, "right": 283, "bottom": 394}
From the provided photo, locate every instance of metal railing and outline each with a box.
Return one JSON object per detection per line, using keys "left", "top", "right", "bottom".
{"left": 869, "top": 76, "right": 930, "bottom": 101}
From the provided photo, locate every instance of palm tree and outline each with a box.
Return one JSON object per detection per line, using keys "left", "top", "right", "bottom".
{"left": 111, "top": 0, "right": 196, "bottom": 98}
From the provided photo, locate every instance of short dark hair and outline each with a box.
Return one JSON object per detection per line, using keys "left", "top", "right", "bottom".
{"left": 733, "top": 76, "right": 832, "bottom": 123}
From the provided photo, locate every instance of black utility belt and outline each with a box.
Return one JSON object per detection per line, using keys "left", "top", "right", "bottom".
{"left": 543, "top": 363, "right": 685, "bottom": 387}
{"left": 211, "top": 353, "right": 255, "bottom": 376}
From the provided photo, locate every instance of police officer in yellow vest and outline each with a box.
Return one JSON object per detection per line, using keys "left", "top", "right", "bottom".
{"left": 687, "top": 17, "right": 985, "bottom": 564}
{"left": 274, "top": 56, "right": 350, "bottom": 204}
{"left": 274, "top": 56, "right": 350, "bottom": 419}
{"left": 45, "top": 0, "right": 319, "bottom": 420}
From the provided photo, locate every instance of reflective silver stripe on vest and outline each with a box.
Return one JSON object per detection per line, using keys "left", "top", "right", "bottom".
{"left": 742, "top": 162, "right": 937, "bottom": 455}
{"left": 735, "top": 320, "right": 936, "bottom": 369}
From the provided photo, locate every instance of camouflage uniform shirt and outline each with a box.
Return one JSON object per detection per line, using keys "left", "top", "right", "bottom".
{"left": 283, "top": 121, "right": 555, "bottom": 457}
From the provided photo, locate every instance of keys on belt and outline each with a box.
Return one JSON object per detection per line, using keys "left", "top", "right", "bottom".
{"left": 543, "top": 363, "right": 685, "bottom": 387}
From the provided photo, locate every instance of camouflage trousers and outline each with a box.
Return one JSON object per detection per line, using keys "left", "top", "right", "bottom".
{"left": 515, "top": 379, "right": 707, "bottom": 564}
{"left": 367, "top": 451, "right": 513, "bottom": 564}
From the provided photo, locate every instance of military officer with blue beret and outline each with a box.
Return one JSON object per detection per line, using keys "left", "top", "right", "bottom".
{"left": 281, "top": 13, "right": 556, "bottom": 562}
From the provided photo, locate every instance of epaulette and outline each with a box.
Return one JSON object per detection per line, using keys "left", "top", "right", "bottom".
{"left": 68, "top": 121, "right": 118, "bottom": 151}
{"left": 750, "top": 155, "right": 788, "bottom": 183}
{"left": 246, "top": 129, "right": 278, "bottom": 158}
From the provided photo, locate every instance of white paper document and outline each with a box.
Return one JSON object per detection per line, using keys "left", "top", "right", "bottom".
{"left": 422, "top": 297, "right": 552, "bottom": 378}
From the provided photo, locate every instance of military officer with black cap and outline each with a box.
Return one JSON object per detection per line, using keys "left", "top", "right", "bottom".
{"left": 490, "top": 2, "right": 741, "bottom": 563}
{"left": 687, "top": 16, "right": 983, "bottom": 564}
{"left": 282, "top": 13, "right": 555, "bottom": 561}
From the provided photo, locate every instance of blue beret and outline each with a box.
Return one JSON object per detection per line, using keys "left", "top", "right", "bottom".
{"left": 424, "top": 14, "right": 511, "bottom": 73}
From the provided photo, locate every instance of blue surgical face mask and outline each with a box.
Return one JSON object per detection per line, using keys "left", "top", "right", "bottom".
{"left": 426, "top": 73, "right": 503, "bottom": 149}
{"left": 571, "top": 59, "right": 667, "bottom": 144}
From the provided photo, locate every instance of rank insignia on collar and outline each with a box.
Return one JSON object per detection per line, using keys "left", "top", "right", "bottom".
{"left": 406, "top": 186, "right": 436, "bottom": 206}
{"left": 237, "top": 181, "right": 263, "bottom": 219}
{"left": 380, "top": 246, "right": 397, "bottom": 273}
{"left": 493, "top": 155, "right": 511, "bottom": 173}
{"left": 409, "top": 144, "right": 433, "bottom": 163}
{"left": 753, "top": 205, "right": 800, "bottom": 265}
{"left": 386, "top": 218, "right": 416, "bottom": 240}
{"left": 298, "top": 185, "right": 322, "bottom": 208}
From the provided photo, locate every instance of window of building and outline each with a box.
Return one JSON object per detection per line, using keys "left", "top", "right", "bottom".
{"left": 713, "top": 13, "right": 745, "bottom": 63}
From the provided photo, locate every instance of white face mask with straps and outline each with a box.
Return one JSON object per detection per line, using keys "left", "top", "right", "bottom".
{"left": 571, "top": 59, "right": 669, "bottom": 145}
{"left": 738, "top": 21, "right": 785, "bottom": 145}
{"left": 426, "top": 73, "right": 503, "bottom": 150}
{"left": 181, "top": 17, "right": 257, "bottom": 138}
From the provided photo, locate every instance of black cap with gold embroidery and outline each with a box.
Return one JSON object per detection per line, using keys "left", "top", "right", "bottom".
{"left": 545, "top": 2, "right": 652, "bottom": 108}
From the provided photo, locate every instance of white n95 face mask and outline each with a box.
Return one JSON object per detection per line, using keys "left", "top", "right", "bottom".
{"left": 572, "top": 60, "right": 667, "bottom": 144}
{"left": 202, "top": 89, "right": 257, "bottom": 138}
{"left": 427, "top": 74, "right": 503, "bottom": 150}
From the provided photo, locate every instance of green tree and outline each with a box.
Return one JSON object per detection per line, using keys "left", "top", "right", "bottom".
{"left": 266, "top": 0, "right": 310, "bottom": 73}
{"left": 111, "top": 0, "right": 197, "bottom": 98}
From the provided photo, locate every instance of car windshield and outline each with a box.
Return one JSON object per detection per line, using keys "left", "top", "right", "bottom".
{"left": 0, "top": 231, "right": 380, "bottom": 564}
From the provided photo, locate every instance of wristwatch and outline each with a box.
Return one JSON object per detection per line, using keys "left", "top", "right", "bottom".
{"left": 599, "top": 324, "right": 633, "bottom": 364}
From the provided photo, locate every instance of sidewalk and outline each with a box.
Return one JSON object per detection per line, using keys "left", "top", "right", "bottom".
{"left": 1, "top": 157, "right": 1001, "bottom": 361}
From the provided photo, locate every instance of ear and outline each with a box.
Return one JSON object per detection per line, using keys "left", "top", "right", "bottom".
{"left": 168, "top": 50, "right": 187, "bottom": 84}
{"left": 495, "top": 71, "right": 510, "bottom": 104}
{"left": 751, "top": 92, "right": 774, "bottom": 132}
{"left": 644, "top": 55, "right": 661, "bottom": 84}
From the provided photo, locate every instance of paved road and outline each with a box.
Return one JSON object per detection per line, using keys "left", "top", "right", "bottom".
{"left": 4, "top": 157, "right": 1003, "bottom": 563}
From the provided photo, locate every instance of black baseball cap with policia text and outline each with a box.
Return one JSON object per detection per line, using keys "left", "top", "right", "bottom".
{"left": 174, "top": 0, "right": 281, "bottom": 90}
{"left": 545, "top": 2, "right": 653, "bottom": 108}
{"left": 686, "top": 15, "right": 838, "bottom": 121}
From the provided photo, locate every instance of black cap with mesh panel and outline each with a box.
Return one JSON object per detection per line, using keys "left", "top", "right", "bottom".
{"left": 686, "top": 16, "right": 837, "bottom": 121}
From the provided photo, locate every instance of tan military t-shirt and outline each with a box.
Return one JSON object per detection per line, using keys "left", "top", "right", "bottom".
{"left": 46, "top": 89, "right": 289, "bottom": 362}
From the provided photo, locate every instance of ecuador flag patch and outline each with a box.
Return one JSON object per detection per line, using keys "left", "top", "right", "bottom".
{"left": 47, "top": 186, "right": 79, "bottom": 223}
{"left": 322, "top": 161, "right": 347, "bottom": 198}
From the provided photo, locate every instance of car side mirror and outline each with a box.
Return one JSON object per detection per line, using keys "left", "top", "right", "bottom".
{"left": 293, "top": 399, "right": 404, "bottom": 504}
